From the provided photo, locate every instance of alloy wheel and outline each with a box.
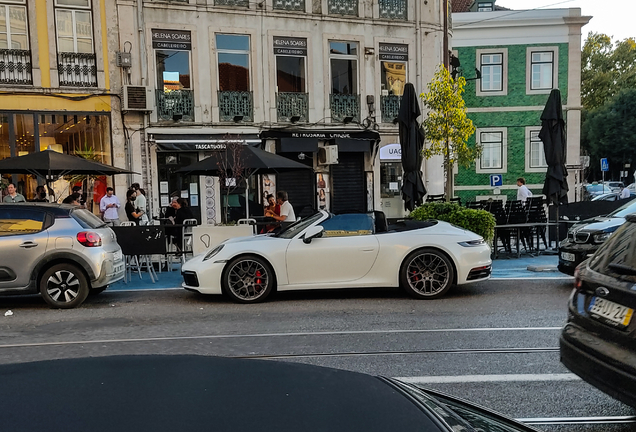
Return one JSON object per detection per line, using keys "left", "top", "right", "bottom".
{"left": 227, "top": 259, "right": 270, "bottom": 301}
{"left": 46, "top": 270, "right": 82, "bottom": 303}
{"left": 406, "top": 253, "right": 450, "bottom": 296}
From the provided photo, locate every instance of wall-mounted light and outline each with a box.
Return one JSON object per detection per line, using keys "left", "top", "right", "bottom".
{"left": 233, "top": 115, "right": 244, "bottom": 122}
{"left": 364, "top": 47, "right": 375, "bottom": 56}
{"left": 343, "top": 116, "right": 354, "bottom": 124}
{"left": 172, "top": 113, "right": 183, "bottom": 122}
{"left": 290, "top": 115, "right": 301, "bottom": 123}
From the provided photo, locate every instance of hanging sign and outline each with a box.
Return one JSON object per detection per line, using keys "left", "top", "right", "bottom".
{"left": 379, "top": 43, "right": 408, "bottom": 61}
{"left": 152, "top": 29, "right": 192, "bottom": 50}
{"left": 273, "top": 37, "right": 307, "bottom": 56}
{"left": 379, "top": 143, "right": 401, "bottom": 160}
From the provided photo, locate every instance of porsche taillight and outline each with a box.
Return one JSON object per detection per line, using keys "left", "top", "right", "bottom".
{"left": 77, "top": 231, "right": 102, "bottom": 247}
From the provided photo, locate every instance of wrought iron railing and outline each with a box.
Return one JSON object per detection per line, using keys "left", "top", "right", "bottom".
{"left": 277, "top": 92, "right": 308, "bottom": 122}
{"left": 273, "top": 0, "right": 305, "bottom": 10}
{"left": 380, "top": 95, "right": 401, "bottom": 123}
{"left": 156, "top": 89, "right": 194, "bottom": 122}
{"left": 379, "top": 0, "right": 407, "bottom": 19}
{"left": 0, "top": 49, "right": 32, "bottom": 85}
{"left": 218, "top": 91, "right": 253, "bottom": 122}
{"left": 57, "top": 52, "right": 97, "bottom": 87}
{"left": 215, "top": 0, "right": 249, "bottom": 7}
{"left": 328, "top": 0, "right": 358, "bottom": 15}
{"left": 330, "top": 94, "right": 360, "bottom": 122}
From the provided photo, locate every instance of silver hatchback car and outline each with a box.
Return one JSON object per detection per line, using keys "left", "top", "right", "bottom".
{"left": 0, "top": 203, "right": 125, "bottom": 308}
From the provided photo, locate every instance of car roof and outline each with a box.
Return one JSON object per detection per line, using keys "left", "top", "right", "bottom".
{"left": 0, "top": 202, "right": 75, "bottom": 216}
{"left": 1, "top": 355, "right": 438, "bottom": 432}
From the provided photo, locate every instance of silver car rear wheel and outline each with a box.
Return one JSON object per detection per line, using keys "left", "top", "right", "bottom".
{"left": 222, "top": 256, "right": 274, "bottom": 303}
{"left": 39, "top": 263, "right": 89, "bottom": 309}
{"left": 400, "top": 249, "right": 454, "bottom": 299}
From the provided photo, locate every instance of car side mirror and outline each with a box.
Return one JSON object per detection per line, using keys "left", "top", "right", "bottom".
{"left": 303, "top": 225, "right": 324, "bottom": 244}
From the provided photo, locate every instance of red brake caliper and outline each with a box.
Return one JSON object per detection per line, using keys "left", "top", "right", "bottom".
{"left": 255, "top": 270, "right": 262, "bottom": 286}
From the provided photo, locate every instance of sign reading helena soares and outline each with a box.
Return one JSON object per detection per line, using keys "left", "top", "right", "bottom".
{"left": 152, "top": 29, "right": 192, "bottom": 50}
{"left": 379, "top": 43, "right": 408, "bottom": 61}
{"left": 273, "top": 37, "right": 307, "bottom": 56}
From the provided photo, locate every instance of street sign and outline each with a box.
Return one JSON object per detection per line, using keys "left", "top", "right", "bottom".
{"left": 601, "top": 158, "right": 609, "bottom": 172}
{"left": 490, "top": 174, "right": 503, "bottom": 187}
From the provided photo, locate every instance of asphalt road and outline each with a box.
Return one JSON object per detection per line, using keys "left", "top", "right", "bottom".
{"left": 0, "top": 278, "right": 634, "bottom": 431}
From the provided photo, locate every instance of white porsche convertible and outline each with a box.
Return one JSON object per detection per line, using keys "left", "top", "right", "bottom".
{"left": 181, "top": 210, "right": 491, "bottom": 303}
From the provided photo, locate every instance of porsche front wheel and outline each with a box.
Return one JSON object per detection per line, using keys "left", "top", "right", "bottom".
{"left": 400, "top": 249, "right": 454, "bottom": 299}
{"left": 222, "top": 255, "right": 274, "bottom": 303}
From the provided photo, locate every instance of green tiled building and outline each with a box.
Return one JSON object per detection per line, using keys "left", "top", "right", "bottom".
{"left": 451, "top": 3, "right": 590, "bottom": 203}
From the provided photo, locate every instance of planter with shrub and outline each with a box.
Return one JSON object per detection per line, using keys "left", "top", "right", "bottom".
{"left": 409, "top": 202, "right": 496, "bottom": 242}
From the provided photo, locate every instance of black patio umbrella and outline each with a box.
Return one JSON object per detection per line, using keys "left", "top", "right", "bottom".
{"left": 0, "top": 149, "right": 135, "bottom": 179}
{"left": 539, "top": 88, "right": 568, "bottom": 248}
{"left": 176, "top": 145, "right": 311, "bottom": 217}
{"left": 398, "top": 83, "right": 427, "bottom": 211}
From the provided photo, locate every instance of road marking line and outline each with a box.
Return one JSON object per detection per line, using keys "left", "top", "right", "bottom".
{"left": 395, "top": 373, "right": 580, "bottom": 384}
{"left": 490, "top": 276, "right": 573, "bottom": 280}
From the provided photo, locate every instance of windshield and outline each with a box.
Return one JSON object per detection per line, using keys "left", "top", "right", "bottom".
{"left": 609, "top": 198, "right": 636, "bottom": 218}
{"left": 71, "top": 209, "right": 108, "bottom": 229}
{"left": 276, "top": 212, "right": 324, "bottom": 239}
{"left": 586, "top": 184, "right": 611, "bottom": 193}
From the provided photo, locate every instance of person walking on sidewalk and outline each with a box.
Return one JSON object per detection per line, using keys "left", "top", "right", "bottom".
{"left": 516, "top": 177, "right": 532, "bottom": 204}
{"left": 100, "top": 187, "right": 121, "bottom": 226}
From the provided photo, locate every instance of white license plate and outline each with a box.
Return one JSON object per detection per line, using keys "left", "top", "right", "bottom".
{"left": 588, "top": 297, "right": 634, "bottom": 327}
{"left": 561, "top": 252, "right": 576, "bottom": 262}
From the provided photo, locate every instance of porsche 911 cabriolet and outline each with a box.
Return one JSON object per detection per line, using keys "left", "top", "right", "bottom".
{"left": 181, "top": 210, "right": 492, "bottom": 303}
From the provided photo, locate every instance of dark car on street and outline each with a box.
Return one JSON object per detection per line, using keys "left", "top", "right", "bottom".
{"left": 558, "top": 198, "right": 636, "bottom": 275}
{"left": 560, "top": 214, "right": 636, "bottom": 408}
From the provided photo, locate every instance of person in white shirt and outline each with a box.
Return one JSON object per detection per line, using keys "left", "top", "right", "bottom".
{"left": 620, "top": 185, "right": 631, "bottom": 199}
{"left": 130, "top": 183, "right": 149, "bottom": 225}
{"left": 267, "top": 191, "right": 296, "bottom": 223}
{"left": 99, "top": 187, "right": 121, "bottom": 226}
{"left": 516, "top": 177, "right": 533, "bottom": 203}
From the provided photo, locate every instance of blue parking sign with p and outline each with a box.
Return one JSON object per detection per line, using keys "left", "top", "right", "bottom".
{"left": 490, "top": 174, "right": 503, "bottom": 187}
{"left": 601, "top": 158, "right": 609, "bottom": 172}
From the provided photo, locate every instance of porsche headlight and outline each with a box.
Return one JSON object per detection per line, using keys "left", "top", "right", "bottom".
{"left": 203, "top": 244, "right": 224, "bottom": 261}
{"left": 458, "top": 238, "right": 486, "bottom": 247}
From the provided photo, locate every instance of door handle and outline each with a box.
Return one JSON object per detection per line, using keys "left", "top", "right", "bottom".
{"left": 361, "top": 248, "right": 375, "bottom": 252}
{"left": 19, "top": 241, "right": 38, "bottom": 248}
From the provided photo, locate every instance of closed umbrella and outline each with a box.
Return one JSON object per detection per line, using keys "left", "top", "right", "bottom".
{"left": 398, "top": 83, "right": 427, "bottom": 211}
{"left": 539, "top": 89, "right": 568, "bottom": 248}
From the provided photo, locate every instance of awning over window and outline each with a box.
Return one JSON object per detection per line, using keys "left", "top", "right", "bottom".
{"left": 261, "top": 128, "right": 380, "bottom": 153}
{"left": 153, "top": 134, "right": 261, "bottom": 152}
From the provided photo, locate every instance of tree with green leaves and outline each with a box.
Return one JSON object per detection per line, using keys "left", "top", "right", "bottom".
{"left": 582, "top": 33, "right": 636, "bottom": 111}
{"left": 420, "top": 65, "right": 477, "bottom": 201}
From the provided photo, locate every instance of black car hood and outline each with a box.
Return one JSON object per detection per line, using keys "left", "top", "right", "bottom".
{"left": 571, "top": 216, "right": 624, "bottom": 233}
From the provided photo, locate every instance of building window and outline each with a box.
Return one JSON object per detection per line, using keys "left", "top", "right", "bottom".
{"left": 155, "top": 47, "right": 193, "bottom": 122}
{"left": 330, "top": 41, "right": 359, "bottom": 122}
{"left": 379, "top": 0, "right": 406, "bottom": 20}
{"left": 275, "top": 37, "right": 307, "bottom": 122}
{"left": 328, "top": 0, "right": 357, "bottom": 16}
{"left": 0, "top": 0, "right": 28, "bottom": 50}
{"left": 217, "top": 34, "right": 253, "bottom": 122}
{"left": 526, "top": 46, "right": 558, "bottom": 94}
{"left": 476, "top": 128, "right": 507, "bottom": 174}
{"left": 525, "top": 127, "right": 548, "bottom": 172}
{"left": 476, "top": 48, "right": 507, "bottom": 96}
{"left": 379, "top": 43, "right": 408, "bottom": 123}
{"left": 273, "top": 0, "right": 304, "bottom": 11}
{"left": 54, "top": 0, "right": 96, "bottom": 87}
{"left": 477, "top": 2, "right": 493, "bottom": 11}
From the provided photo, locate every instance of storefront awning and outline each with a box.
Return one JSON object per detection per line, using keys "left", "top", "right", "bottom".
{"left": 152, "top": 134, "right": 261, "bottom": 151}
{"left": 261, "top": 128, "right": 380, "bottom": 154}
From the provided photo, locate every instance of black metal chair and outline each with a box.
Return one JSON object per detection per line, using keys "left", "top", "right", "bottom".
{"left": 527, "top": 196, "right": 548, "bottom": 250}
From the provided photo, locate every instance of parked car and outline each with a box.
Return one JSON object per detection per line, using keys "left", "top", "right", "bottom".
{"left": 560, "top": 214, "right": 636, "bottom": 408}
{"left": 584, "top": 183, "right": 613, "bottom": 199}
{"left": 591, "top": 192, "right": 621, "bottom": 201}
{"left": 558, "top": 198, "right": 636, "bottom": 275}
{"left": 604, "top": 181, "right": 624, "bottom": 192}
{"left": 182, "top": 210, "right": 492, "bottom": 303}
{"left": 2, "top": 355, "right": 541, "bottom": 432}
{"left": 0, "top": 203, "right": 125, "bottom": 308}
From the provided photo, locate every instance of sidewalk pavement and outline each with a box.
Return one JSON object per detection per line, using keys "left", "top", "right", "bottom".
{"left": 108, "top": 253, "right": 571, "bottom": 292}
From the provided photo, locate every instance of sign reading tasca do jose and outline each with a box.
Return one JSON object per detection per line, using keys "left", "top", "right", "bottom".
{"left": 379, "top": 43, "right": 408, "bottom": 61}
{"left": 273, "top": 37, "right": 307, "bottom": 56}
{"left": 152, "top": 29, "right": 192, "bottom": 50}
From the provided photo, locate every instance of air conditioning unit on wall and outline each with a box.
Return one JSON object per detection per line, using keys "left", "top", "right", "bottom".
{"left": 317, "top": 145, "right": 338, "bottom": 165}
{"left": 122, "top": 85, "right": 153, "bottom": 111}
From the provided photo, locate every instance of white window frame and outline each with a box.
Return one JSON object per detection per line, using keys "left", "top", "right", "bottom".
{"left": 54, "top": 0, "right": 91, "bottom": 8}
{"left": 275, "top": 52, "right": 307, "bottom": 93}
{"left": 476, "top": 127, "right": 507, "bottom": 174}
{"left": 525, "top": 127, "right": 548, "bottom": 173}
{"left": 526, "top": 46, "right": 558, "bottom": 95}
{"left": 0, "top": 1, "right": 29, "bottom": 50}
{"left": 216, "top": 33, "right": 252, "bottom": 92}
{"left": 476, "top": 48, "right": 507, "bottom": 97}
{"left": 54, "top": 8, "right": 94, "bottom": 53}
{"left": 329, "top": 40, "right": 359, "bottom": 94}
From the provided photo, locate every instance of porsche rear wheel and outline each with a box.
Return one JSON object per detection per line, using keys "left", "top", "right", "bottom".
{"left": 222, "top": 255, "right": 274, "bottom": 303}
{"left": 400, "top": 249, "right": 454, "bottom": 299}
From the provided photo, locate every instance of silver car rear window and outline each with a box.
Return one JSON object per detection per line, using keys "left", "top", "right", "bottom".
{"left": 71, "top": 209, "right": 106, "bottom": 229}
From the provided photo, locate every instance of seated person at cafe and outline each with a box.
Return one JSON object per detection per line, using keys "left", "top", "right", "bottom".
{"left": 62, "top": 193, "right": 82, "bottom": 206}
{"left": 266, "top": 191, "right": 296, "bottom": 223}
{"left": 262, "top": 194, "right": 280, "bottom": 233}
{"left": 167, "top": 198, "right": 195, "bottom": 250}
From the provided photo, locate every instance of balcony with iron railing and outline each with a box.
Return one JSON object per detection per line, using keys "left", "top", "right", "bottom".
{"left": 156, "top": 89, "right": 195, "bottom": 122}
{"left": 380, "top": 95, "right": 401, "bottom": 123}
{"left": 0, "top": 49, "right": 32, "bottom": 85}
{"left": 277, "top": 92, "right": 308, "bottom": 122}
{"left": 330, "top": 94, "right": 360, "bottom": 123}
{"left": 215, "top": 0, "right": 249, "bottom": 7}
{"left": 379, "top": 0, "right": 407, "bottom": 19}
{"left": 273, "top": 0, "right": 305, "bottom": 11}
{"left": 57, "top": 52, "right": 97, "bottom": 87}
{"left": 328, "top": 0, "right": 358, "bottom": 15}
{"left": 218, "top": 91, "right": 253, "bottom": 122}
